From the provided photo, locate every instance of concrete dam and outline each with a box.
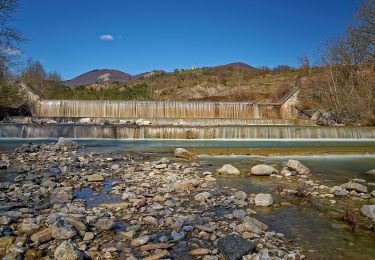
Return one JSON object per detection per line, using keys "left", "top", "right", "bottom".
{"left": 1, "top": 87, "right": 375, "bottom": 139}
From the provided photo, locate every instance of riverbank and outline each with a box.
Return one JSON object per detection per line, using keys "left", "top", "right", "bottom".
{"left": 0, "top": 139, "right": 304, "bottom": 259}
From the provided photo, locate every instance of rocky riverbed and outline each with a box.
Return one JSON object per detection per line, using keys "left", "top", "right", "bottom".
{"left": 0, "top": 139, "right": 308, "bottom": 260}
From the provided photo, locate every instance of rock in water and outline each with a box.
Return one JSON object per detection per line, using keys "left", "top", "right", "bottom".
{"left": 361, "top": 205, "right": 375, "bottom": 220}
{"left": 340, "top": 182, "right": 367, "bottom": 193}
{"left": 54, "top": 240, "right": 83, "bottom": 260}
{"left": 255, "top": 193, "right": 273, "bottom": 207}
{"left": 329, "top": 186, "right": 349, "bottom": 196}
{"left": 250, "top": 165, "right": 278, "bottom": 176}
{"left": 217, "top": 164, "right": 240, "bottom": 176}
{"left": 283, "top": 160, "right": 310, "bottom": 176}
{"left": 87, "top": 174, "right": 104, "bottom": 182}
{"left": 217, "top": 234, "right": 256, "bottom": 260}
{"left": 95, "top": 219, "right": 115, "bottom": 230}
{"left": 174, "top": 148, "right": 198, "bottom": 160}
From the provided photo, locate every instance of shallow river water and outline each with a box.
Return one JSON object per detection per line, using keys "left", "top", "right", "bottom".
{"left": 1, "top": 139, "right": 375, "bottom": 259}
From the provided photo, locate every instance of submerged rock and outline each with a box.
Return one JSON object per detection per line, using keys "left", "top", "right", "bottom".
{"left": 217, "top": 234, "right": 256, "bottom": 260}
{"left": 174, "top": 147, "right": 198, "bottom": 160}
{"left": 217, "top": 164, "right": 240, "bottom": 176}
{"left": 250, "top": 164, "right": 278, "bottom": 176}
{"left": 255, "top": 193, "right": 273, "bottom": 207}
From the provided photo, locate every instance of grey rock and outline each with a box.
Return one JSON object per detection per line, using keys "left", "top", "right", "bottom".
{"left": 250, "top": 165, "right": 278, "bottom": 176}
{"left": 217, "top": 234, "right": 256, "bottom": 260}
{"left": 361, "top": 204, "right": 375, "bottom": 220}
{"left": 54, "top": 240, "right": 83, "bottom": 260}
{"left": 174, "top": 148, "right": 198, "bottom": 160}
{"left": 233, "top": 210, "right": 246, "bottom": 219}
{"left": 329, "top": 186, "right": 349, "bottom": 196}
{"left": 50, "top": 187, "right": 73, "bottom": 204}
{"left": 255, "top": 193, "right": 273, "bottom": 207}
{"left": 217, "top": 164, "right": 240, "bottom": 176}
{"left": 283, "top": 160, "right": 310, "bottom": 176}
{"left": 94, "top": 219, "right": 115, "bottom": 230}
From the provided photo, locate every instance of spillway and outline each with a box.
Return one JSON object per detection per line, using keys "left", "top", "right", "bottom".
{"left": 1, "top": 123, "right": 374, "bottom": 139}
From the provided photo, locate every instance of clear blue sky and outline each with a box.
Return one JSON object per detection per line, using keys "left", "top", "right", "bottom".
{"left": 15, "top": 0, "right": 361, "bottom": 80}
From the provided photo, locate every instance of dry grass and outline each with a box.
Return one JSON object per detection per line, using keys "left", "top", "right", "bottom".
{"left": 343, "top": 205, "right": 358, "bottom": 231}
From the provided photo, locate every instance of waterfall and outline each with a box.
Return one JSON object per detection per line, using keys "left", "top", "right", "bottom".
{"left": 1, "top": 124, "right": 375, "bottom": 139}
{"left": 37, "top": 100, "right": 283, "bottom": 119}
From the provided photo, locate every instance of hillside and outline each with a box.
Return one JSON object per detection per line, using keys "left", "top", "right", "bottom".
{"left": 56, "top": 62, "right": 299, "bottom": 103}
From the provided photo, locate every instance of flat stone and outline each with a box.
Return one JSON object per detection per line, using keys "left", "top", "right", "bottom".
{"left": 0, "top": 236, "right": 14, "bottom": 257}
{"left": 340, "top": 182, "right": 368, "bottom": 193}
{"left": 131, "top": 235, "right": 151, "bottom": 247}
{"left": 250, "top": 164, "right": 278, "bottom": 176}
{"left": 50, "top": 187, "right": 73, "bottom": 204}
{"left": 30, "top": 228, "right": 53, "bottom": 244}
{"left": 329, "top": 186, "right": 349, "bottom": 196}
{"left": 194, "top": 192, "right": 211, "bottom": 202}
{"left": 19, "top": 218, "right": 40, "bottom": 235}
{"left": 140, "top": 243, "right": 173, "bottom": 251}
{"left": 217, "top": 234, "right": 256, "bottom": 260}
{"left": 83, "top": 232, "right": 94, "bottom": 241}
{"left": 173, "top": 179, "right": 200, "bottom": 190}
{"left": 87, "top": 174, "right": 104, "bottom": 182}
{"left": 217, "top": 164, "right": 240, "bottom": 176}
{"left": 190, "top": 248, "right": 210, "bottom": 256}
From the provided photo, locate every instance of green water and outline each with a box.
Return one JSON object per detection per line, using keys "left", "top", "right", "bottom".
{"left": 1, "top": 139, "right": 375, "bottom": 259}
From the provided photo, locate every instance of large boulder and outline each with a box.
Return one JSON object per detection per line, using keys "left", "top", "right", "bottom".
{"left": 250, "top": 164, "right": 278, "bottom": 176}
{"left": 255, "top": 193, "right": 273, "bottom": 207}
{"left": 174, "top": 148, "right": 198, "bottom": 160}
{"left": 361, "top": 205, "right": 375, "bottom": 220}
{"left": 340, "top": 182, "right": 368, "bottom": 193}
{"left": 217, "top": 164, "right": 240, "bottom": 176}
{"left": 282, "top": 160, "right": 310, "bottom": 176}
{"left": 217, "top": 234, "right": 256, "bottom": 260}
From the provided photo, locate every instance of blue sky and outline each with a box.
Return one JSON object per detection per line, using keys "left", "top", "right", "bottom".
{"left": 15, "top": 0, "right": 360, "bottom": 80}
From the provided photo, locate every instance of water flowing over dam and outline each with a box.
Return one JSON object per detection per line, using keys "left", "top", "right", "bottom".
{"left": 1, "top": 123, "right": 375, "bottom": 139}
{"left": 36, "top": 100, "right": 284, "bottom": 119}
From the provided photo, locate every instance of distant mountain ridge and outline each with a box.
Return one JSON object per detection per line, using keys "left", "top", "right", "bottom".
{"left": 63, "top": 62, "right": 255, "bottom": 87}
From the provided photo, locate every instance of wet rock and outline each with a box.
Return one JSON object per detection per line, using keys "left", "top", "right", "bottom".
{"left": 250, "top": 165, "right": 278, "bottom": 176}
{"left": 54, "top": 240, "right": 83, "bottom": 260}
{"left": 218, "top": 234, "right": 256, "bottom": 260}
{"left": 87, "top": 174, "right": 104, "bottom": 182}
{"left": 329, "top": 186, "right": 349, "bottom": 196}
{"left": 234, "top": 191, "right": 247, "bottom": 201}
{"left": 174, "top": 148, "right": 198, "bottom": 160}
{"left": 171, "top": 230, "right": 185, "bottom": 241}
{"left": 83, "top": 232, "right": 94, "bottom": 241}
{"left": 50, "top": 187, "right": 73, "bottom": 204}
{"left": 217, "top": 164, "right": 240, "bottom": 176}
{"left": 30, "top": 228, "right": 52, "bottom": 244}
{"left": 95, "top": 219, "right": 115, "bottom": 230}
{"left": 283, "top": 160, "right": 310, "bottom": 176}
{"left": 340, "top": 182, "right": 368, "bottom": 193}
{"left": 233, "top": 209, "right": 246, "bottom": 219}
{"left": 52, "top": 219, "right": 77, "bottom": 240}
{"left": 255, "top": 193, "right": 273, "bottom": 207}
{"left": 361, "top": 205, "right": 375, "bottom": 220}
